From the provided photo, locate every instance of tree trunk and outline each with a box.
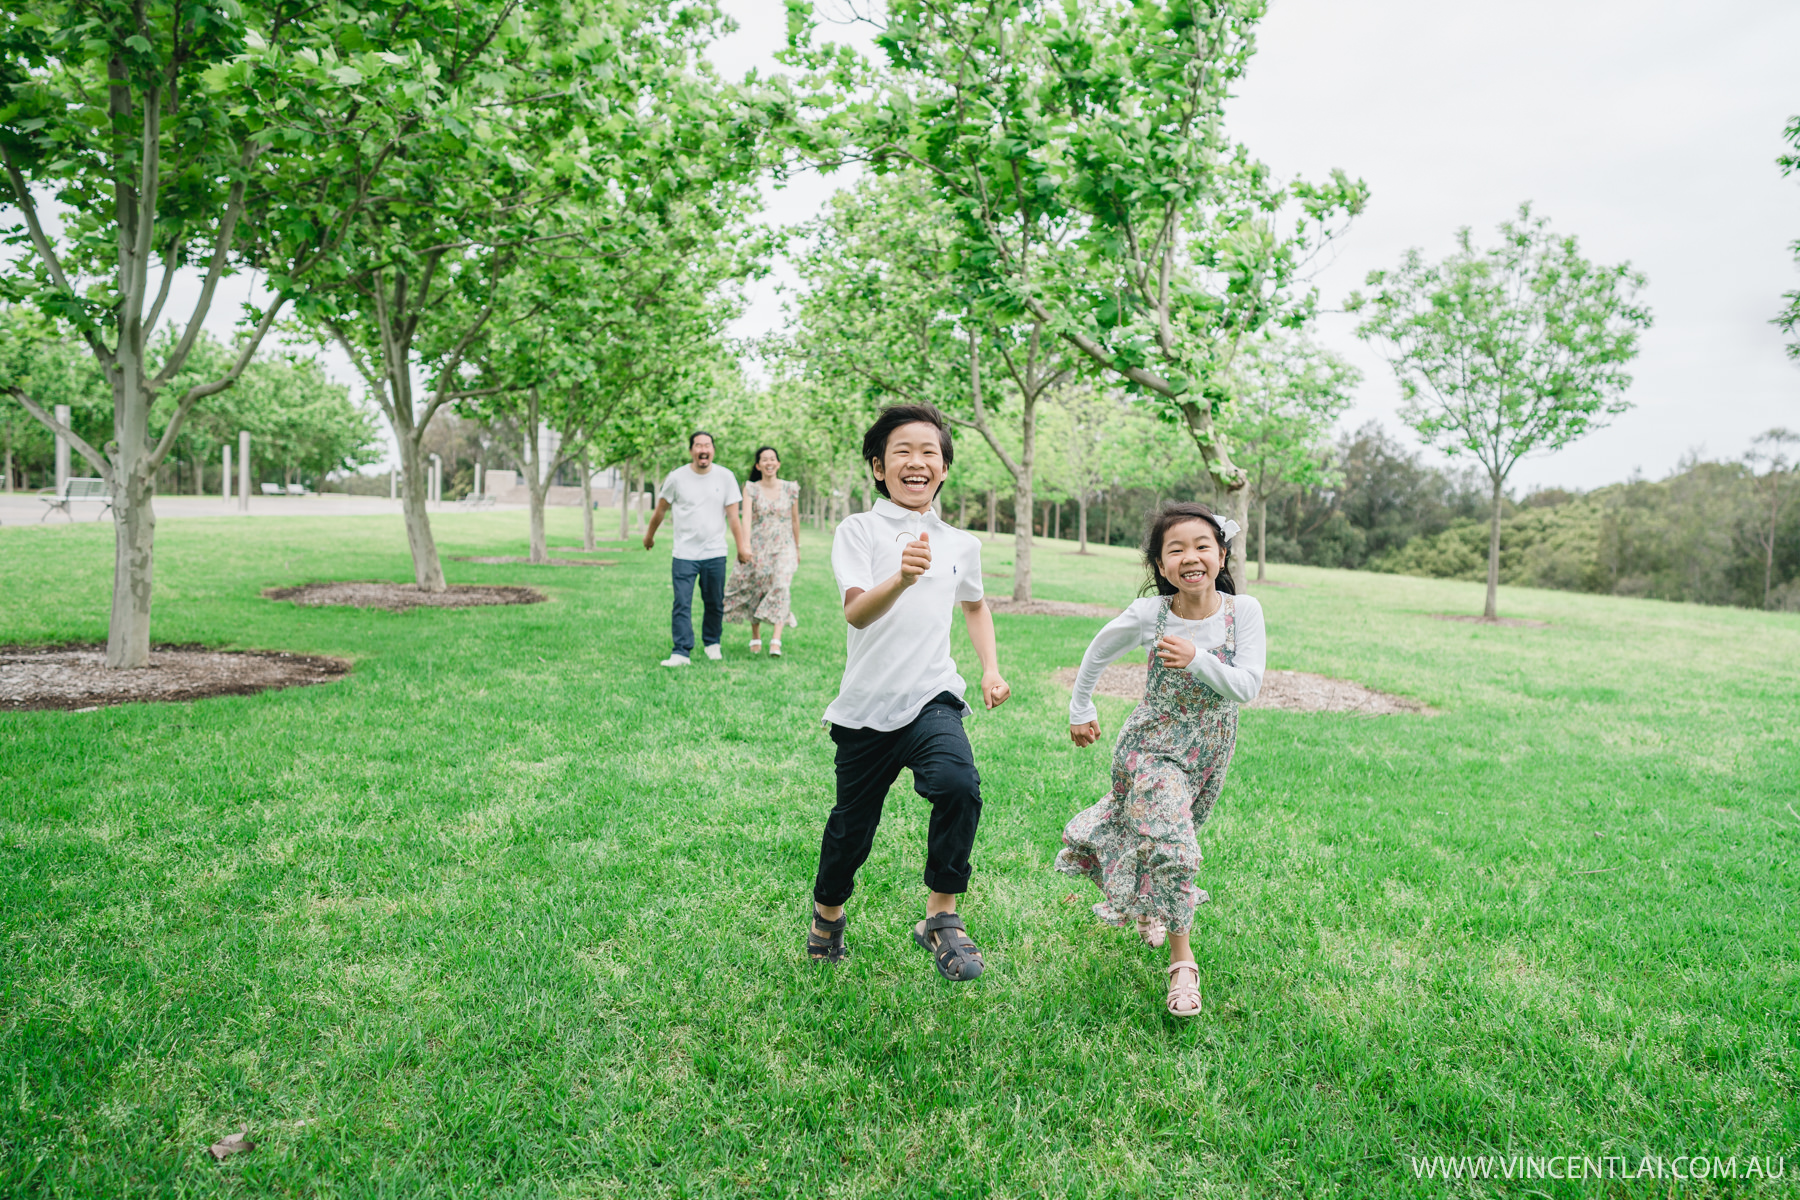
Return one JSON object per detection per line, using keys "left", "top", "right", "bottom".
{"left": 1053, "top": 501, "right": 1060, "bottom": 542}
{"left": 580, "top": 450, "right": 596, "bottom": 552}
{"left": 986, "top": 489, "right": 996, "bottom": 540}
{"left": 617, "top": 459, "right": 632, "bottom": 539}
{"left": 396, "top": 435, "right": 447, "bottom": 591}
{"left": 1104, "top": 488, "right": 1112, "bottom": 547}
{"left": 1012, "top": 398, "right": 1036, "bottom": 601}
{"left": 1228, "top": 485, "right": 1249, "bottom": 589}
{"left": 1484, "top": 474, "right": 1503, "bottom": 620}
{"left": 1257, "top": 501, "right": 1267, "bottom": 582}
{"left": 524, "top": 390, "right": 551, "bottom": 565}
{"left": 106, "top": 467, "right": 156, "bottom": 668}
{"left": 1077, "top": 491, "right": 1089, "bottom": 553}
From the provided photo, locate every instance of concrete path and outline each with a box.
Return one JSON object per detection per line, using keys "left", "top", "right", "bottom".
{"left": 0, "top": 493, "right": 524, "bottom": 526}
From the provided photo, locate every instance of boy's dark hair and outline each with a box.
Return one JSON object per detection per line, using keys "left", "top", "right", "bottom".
{"left": 688, "top": 430, "right": 715, "bottom": 449}
{"left": 747, "top": 445, "right": 779, "bottom": 482}
{"left": 861, "top": 404, "right": 954, "bottom": 498}
{"left": 1141, "top": 501, "right": 1236, "bottom": 597}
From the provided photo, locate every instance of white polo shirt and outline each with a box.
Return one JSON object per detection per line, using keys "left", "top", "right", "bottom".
{"left": 825, "top": 498, "right": 985, "bottom": 731}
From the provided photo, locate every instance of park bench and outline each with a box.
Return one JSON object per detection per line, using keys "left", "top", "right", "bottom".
{"left": 285, "top": 483, "right": 311, "bottom": 495}
{"left": 259, "top": 483, "right": 283, "bottom": 496}
{"left": 40, "top": 477, "right": 112, "bottom": 523}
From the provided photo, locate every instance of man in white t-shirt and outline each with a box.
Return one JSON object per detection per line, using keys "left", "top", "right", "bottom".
{"left": 643, "top": 431, "right": 750, "bottom": 666}
{"left": 805, "top": 404, "right": 1010, "bottom": 983}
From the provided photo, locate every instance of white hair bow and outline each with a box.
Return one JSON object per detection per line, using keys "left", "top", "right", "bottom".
{"left": 1216, "top": 517, "right": 1241, "bottom": 543}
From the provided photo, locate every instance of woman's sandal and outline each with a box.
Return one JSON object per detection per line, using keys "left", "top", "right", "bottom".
{"left": 769, "top": 639, "right": 783, "bottom": 657}
{"left": 1136, "top": 915, "right": 1167, "bottom": 948}
{"left": 749, "top": 638, "right": 762, "bottom": 654}
{"left": 1166, "top": 960, "right": 1201, "bottom": 1017}
{"left": 913, "top": 913, "right": 985, "bottom": 982}
{"left": 807, "top": 908, "right": 848, "bottom": 964}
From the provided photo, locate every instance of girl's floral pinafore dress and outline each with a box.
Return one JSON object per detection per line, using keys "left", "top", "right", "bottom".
{"left": 723, "top": 478, "right": 800, "bottom": 629}
{"left": 1055, "top": 594, "right": 1239, "bottom": 935}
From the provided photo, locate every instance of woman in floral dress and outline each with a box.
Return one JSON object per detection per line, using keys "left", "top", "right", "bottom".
{"left": 724, "top": 446, "right": 802, "bottom": 655}
{"left": 1056, "top": 502, "right": 1266, "bottom": 1017}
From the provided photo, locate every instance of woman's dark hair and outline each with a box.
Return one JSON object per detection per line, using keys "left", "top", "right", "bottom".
{"left": 747, "top": 445, "right": 780, "bottom": 482}
{"left": 1141, "top": 501, "right": 1236, "bottom": 597}
{"left": 861, "top": 404, "right": 954, "bottom": 498}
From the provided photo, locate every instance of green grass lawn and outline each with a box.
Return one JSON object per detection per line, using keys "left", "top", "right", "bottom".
{"left": 1, "top": 511, "right": 1796, "bottom": 1198}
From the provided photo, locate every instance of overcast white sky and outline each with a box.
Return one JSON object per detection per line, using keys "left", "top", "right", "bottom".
{"left": 710, "top": 0, "right": 1800, "bottom": 492}
{"left": 184, "top": 0, "right": 1797, "bottom": 485}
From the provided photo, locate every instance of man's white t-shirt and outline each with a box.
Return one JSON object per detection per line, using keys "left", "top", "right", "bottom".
{"left": 658, "top": 464, "right": 742, "bottom": 561}
{"left": 825, "top": 498, "right": 985, "bottom": 731}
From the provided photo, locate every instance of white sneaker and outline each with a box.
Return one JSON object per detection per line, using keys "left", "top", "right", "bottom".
{"left": 660, "top": 653, "right": 691, "bottom": 668}
{"left": 703, "top": 644, "right": 723, "bottom": 661}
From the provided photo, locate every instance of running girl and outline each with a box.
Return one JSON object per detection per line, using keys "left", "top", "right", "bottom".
{"left": 1056, "top": 502, "right": 1265, "bottom": 1017}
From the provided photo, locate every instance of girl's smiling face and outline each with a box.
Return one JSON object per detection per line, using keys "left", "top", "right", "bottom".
{"left": 1157, "top": 518, "right": 1223, "bottom": 597}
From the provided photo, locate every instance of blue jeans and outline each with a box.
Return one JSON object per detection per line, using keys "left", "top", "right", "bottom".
{"left": 671, "top": 556, "right": 726, "bottom": 656}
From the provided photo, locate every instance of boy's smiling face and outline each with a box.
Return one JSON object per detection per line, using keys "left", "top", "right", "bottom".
{"left": 872, "top": 421, "right": 947, "bottom": 513}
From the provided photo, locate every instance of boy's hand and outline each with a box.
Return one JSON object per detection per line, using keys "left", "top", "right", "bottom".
{"left": 642, "top": 531, "right": 655, "bottom": 551}
{"left": 898, "top": 532, "right": 931, "bottom": 585}
{"left": 1155, "top": 635, "right": 1196, "bottom": 670}
{"left": 1069, "top": 720, "right": 1100, "bottom": 747}
{"left": 981, "top": 670, "right": 1010, "bottom": 709}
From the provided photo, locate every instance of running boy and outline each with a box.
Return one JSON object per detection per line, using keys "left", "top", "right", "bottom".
{"left": 807, "top": 404, "right": 1009, "bottom": 981}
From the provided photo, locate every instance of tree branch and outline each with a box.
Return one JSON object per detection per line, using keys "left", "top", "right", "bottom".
{"left": 6, "top": 386, "right": 111, "bottom": 480}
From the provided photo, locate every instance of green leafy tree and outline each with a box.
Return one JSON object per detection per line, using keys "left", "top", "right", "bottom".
{"left": 1745, "top": 428, "right": 1799, "bottom": 610}
{"left": 309, "top": 0, "right": 765, "bottom": 590}
{"left": 1349, "top": 205, "right": 1652, "bottom": 619}
{"left": 814, "top": 0, "right": 1365, "bottom": 583}
{"left": 787, "top": 173, "right": 1075, "bottom": 597}
{"left": 464, "top": 218, "right": 751, "bottom": 562}
{"left": 1778, "top": 116, "right": 1800, "bottom": 360}
{"left": 1, "top": 1, "right": 325, "bottom": 662}
{"left": 1224, "top": 332, "right": 1358, "bottom": 580}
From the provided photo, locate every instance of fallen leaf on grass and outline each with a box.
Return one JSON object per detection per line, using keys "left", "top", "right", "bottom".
{"left": 208, "top": 1127, "right": 255, "bottom": 1160}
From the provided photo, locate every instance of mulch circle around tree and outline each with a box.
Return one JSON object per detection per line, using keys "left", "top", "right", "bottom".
{"left": 1428, "top": 613, "right": 1550, "bottom": 628}
{"left": 1247, "top": 580, "right": 1304, "bottom": 589}
{"left": 0, "top": 644, "right": 350, "bottom": 712}
{"left": 1054, "top": 662, "right": 1433, "bottom": 715}
{"left": 550, "top": 545, "right": 629, "bottom": 553}
{"left": 451, "top": 556, "right": 617, "bottom": 567}
{"left": 986, "top": 598, "right": 1123, "bottom": 619}
{"left": 263, "top": 582, "right": 547, "bottom": 611}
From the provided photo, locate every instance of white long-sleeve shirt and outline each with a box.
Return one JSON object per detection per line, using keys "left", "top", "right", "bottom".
{"left": 1068, "top": 593, "right": 1266, "bottom": 725}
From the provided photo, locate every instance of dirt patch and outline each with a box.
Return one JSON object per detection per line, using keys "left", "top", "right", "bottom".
{"left": 263, "top": 582, "right": 547, "bottom": 611}
{"left": 1247, "top": 580, "right": 1303, "bottom": 589}
{"left": 1053, "top": 663, "right": 1432, "bottom": 714}
{"left": 1428, "top": 613, "right": 1550, "bottom": 629}
{"left": 986, "top": 598, "right": 1122, "bottom": 619}
{"left": 1, "top": 644, "right": 349, "bottom": 712}
{"left": 451, "top": 556, "right": 617, "bottom": 567}
{"left": 550, "top": 546, "right": 628, "bottom": 554}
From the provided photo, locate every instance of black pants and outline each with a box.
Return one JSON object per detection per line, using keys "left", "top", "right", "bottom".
{"left": 813, "top": 692, "right": 983, "bottom": 906}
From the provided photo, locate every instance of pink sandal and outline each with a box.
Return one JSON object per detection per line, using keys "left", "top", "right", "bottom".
{"left": 1166, "top": 960, "right": 1200, "bottom": 1017}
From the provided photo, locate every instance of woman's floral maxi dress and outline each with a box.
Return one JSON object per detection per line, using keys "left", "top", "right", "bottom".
{"left": 723, "top": 478, "right": 801, "bottom": 629}
{"left": 1055, "top": 594, "right": 1239, "bottom": 935}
